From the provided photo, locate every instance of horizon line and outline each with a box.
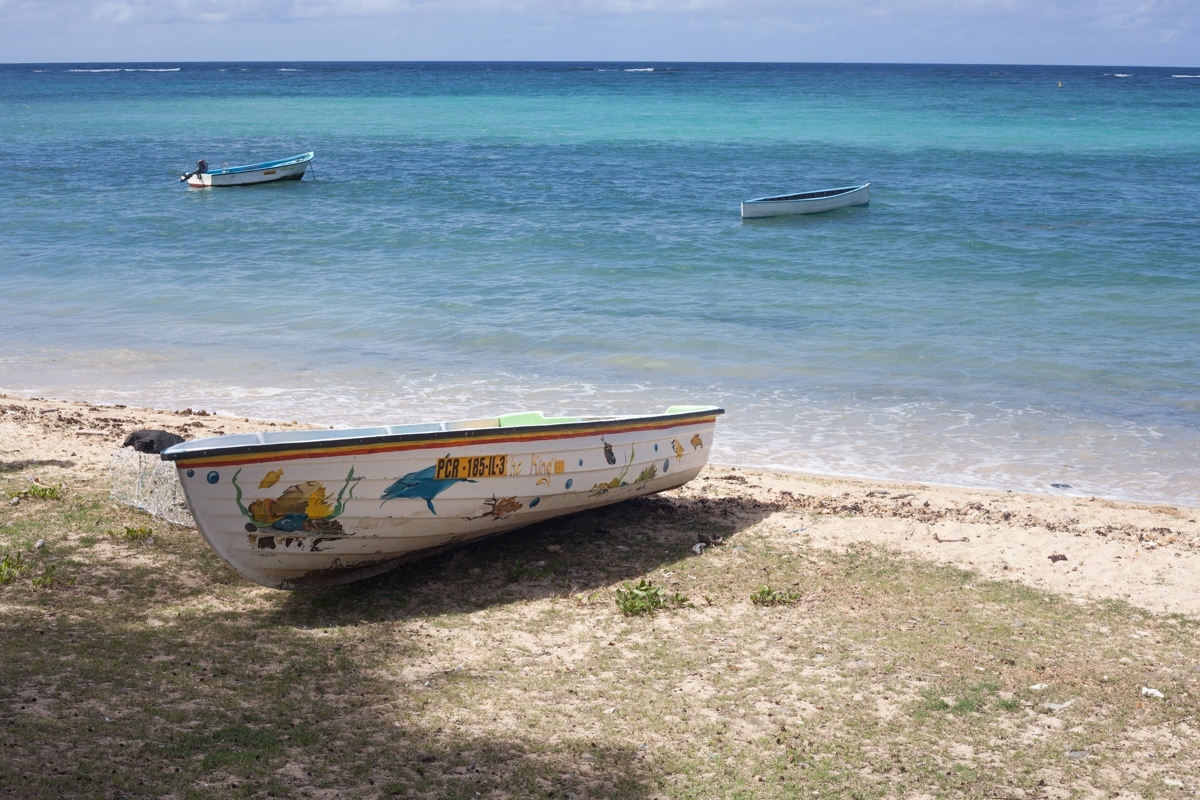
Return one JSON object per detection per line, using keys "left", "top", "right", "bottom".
{"left": 4, "top": 59, "right": 1199, "bottom": 70}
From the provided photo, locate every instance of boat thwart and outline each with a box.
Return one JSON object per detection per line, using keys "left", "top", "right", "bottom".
{"left": 162, "top": 405, "right": 724, "bottom": 589}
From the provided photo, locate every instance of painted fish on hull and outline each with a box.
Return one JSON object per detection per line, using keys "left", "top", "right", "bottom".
{"left": 380, "top": 461, "right": 476, "bottom": 515}
{"left": 259, "top": 468, "right": 284, "bottom": 488}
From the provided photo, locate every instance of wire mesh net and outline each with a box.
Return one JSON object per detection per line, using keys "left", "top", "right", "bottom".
{"left": 108, "top": 449, "right": 194, "bottom": 527}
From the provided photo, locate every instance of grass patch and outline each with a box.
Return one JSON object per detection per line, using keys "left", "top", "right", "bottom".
{"left": 505, "top": 560, "right": 555, "bottom": 582}
{"left": 107, "top": 525, "right": 154, "bottom": 542}
{"left": 31, "top": 563, "right": 73, "bottom": 590}
{"left": 916, "top": 681, "right": 1001, "bottom": 717}
{"left": 1, "top": 481, "right": 1197, "bottom": 799}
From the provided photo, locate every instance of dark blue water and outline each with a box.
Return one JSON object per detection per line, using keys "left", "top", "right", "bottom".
{"left": 2, "top": 62, "right": 1198, "bottom": 504}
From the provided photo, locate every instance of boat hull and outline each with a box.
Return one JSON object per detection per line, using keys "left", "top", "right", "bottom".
{"left": 741, "top": 183, "right": 870, "bottom": 218}
{"left": 165, "top": 409, "right": 721, "bottom": 589}
{"left": 185, "top": 152, "right": 313, "bottom": 188}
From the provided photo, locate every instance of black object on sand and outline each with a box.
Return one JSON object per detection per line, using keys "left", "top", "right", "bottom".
{"left": 122, "top": 430, "right": 185, "bottom": 454}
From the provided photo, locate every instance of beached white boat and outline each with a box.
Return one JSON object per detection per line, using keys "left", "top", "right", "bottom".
{"left": 741, "top": 183, "right": 870, "bottom": 219}
{"left": 181, "top": 152, "right": 314, "bottom": 188}
{"left": 161, "top": 405, "right": 723, "bottom": 589}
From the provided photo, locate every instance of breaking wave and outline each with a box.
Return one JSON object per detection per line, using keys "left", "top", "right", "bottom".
{"left": 68, "top": 68, "right": 181, "bottom": 73}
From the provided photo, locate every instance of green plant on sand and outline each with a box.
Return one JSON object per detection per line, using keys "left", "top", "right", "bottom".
{"left": 615, "top": 579, "right": 689, "bottom": 616}
{"left": 108, "top": 525, "right": 154, "bottom": 542}
{"left": 0, "top": 550, "right": 27, "bottom": 585}
{"left": 750, "top": 585, "right": 800, "bottom": 606}
{"left": 25, "top": 484, "right": 63, "bottom": 500}
{"left": 32, "top": 563, "right": 72, "bottom": 590}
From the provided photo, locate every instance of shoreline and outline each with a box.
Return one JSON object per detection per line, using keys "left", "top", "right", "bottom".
{"left": 1, "top": 389, "right": 1187, "bottom": 505}
{"left": 2, "top": 392, "right": 1197, "bottom": 615}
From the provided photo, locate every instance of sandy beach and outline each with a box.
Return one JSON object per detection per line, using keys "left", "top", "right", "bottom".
{"left": 3, "top": 393, "right": 1198, "bottom": 798}
{"left": 3, "top": 393, "right": 1197, "bottom": 615}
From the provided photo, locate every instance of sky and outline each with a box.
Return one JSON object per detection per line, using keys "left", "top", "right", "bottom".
{"left": 0, "top": 0, "right": 1195, "bottom": 66}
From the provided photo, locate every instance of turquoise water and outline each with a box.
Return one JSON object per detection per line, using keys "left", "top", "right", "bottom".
{"left": 2, "top": 62, "right": 1199, "bottom": 504}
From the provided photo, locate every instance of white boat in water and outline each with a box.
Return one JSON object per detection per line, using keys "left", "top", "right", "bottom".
{"left": 181, "top": 152, "right": 314, "bottom": 188}
{"left": 741, "top": 183, "right": 870, "bottom": 219}
{"left": 161, "top": 405, "right": 723, "bottom": 589}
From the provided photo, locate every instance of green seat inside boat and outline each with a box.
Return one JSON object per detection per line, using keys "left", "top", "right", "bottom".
{"left": 496, "top": 411, "right": 580, "bottom": 428}
{"left": 665, "top": 405, "right": 714, "bottom": 414}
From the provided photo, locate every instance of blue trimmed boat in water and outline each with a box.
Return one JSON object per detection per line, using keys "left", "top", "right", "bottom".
{"left": 741, "top": 183, "right": 870, "bottom": 218}
{"left": 182, "top": 152, "right": 314, "bottom": 188}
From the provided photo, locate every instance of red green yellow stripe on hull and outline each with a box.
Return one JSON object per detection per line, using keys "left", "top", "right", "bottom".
{"left": 170, "top": 414, "right": 719, "bottom": 470}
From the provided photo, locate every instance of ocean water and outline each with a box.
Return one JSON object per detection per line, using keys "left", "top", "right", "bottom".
{"left": 1, "top": 62, "right": 1198, "bottom": 505}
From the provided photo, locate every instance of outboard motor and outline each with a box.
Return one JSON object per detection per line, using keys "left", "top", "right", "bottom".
{"left": 181, "top": 159, "right": 209, "bottom": 183}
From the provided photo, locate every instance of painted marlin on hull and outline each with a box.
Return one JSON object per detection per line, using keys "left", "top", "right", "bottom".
{"left": 380, "top": 462, "right": 475, "bottom": 515}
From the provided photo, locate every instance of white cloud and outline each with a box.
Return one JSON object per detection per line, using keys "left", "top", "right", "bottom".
{"left": 0, "top": 0, "right": 1192, "bottom": 65}
{"left": 0, "top": 0, "right": 1193, "bottom": 26}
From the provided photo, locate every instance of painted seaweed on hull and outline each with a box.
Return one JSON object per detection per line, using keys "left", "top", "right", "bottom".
{"left": 233, "top": 467, "right": 359, "bottom": 535}
{"left": 592, "top": 446, "right": 635, "bottom": 493}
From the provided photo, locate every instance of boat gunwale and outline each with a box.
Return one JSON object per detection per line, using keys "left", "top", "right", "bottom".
{"left": 207, "top": 152, "right": 314, "bottom": 176}
{"left": 743, "top": 183, "right": 869, "bottom": 204}
{"left": 161, "top": 407, "right": 724, "bottom": 464}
